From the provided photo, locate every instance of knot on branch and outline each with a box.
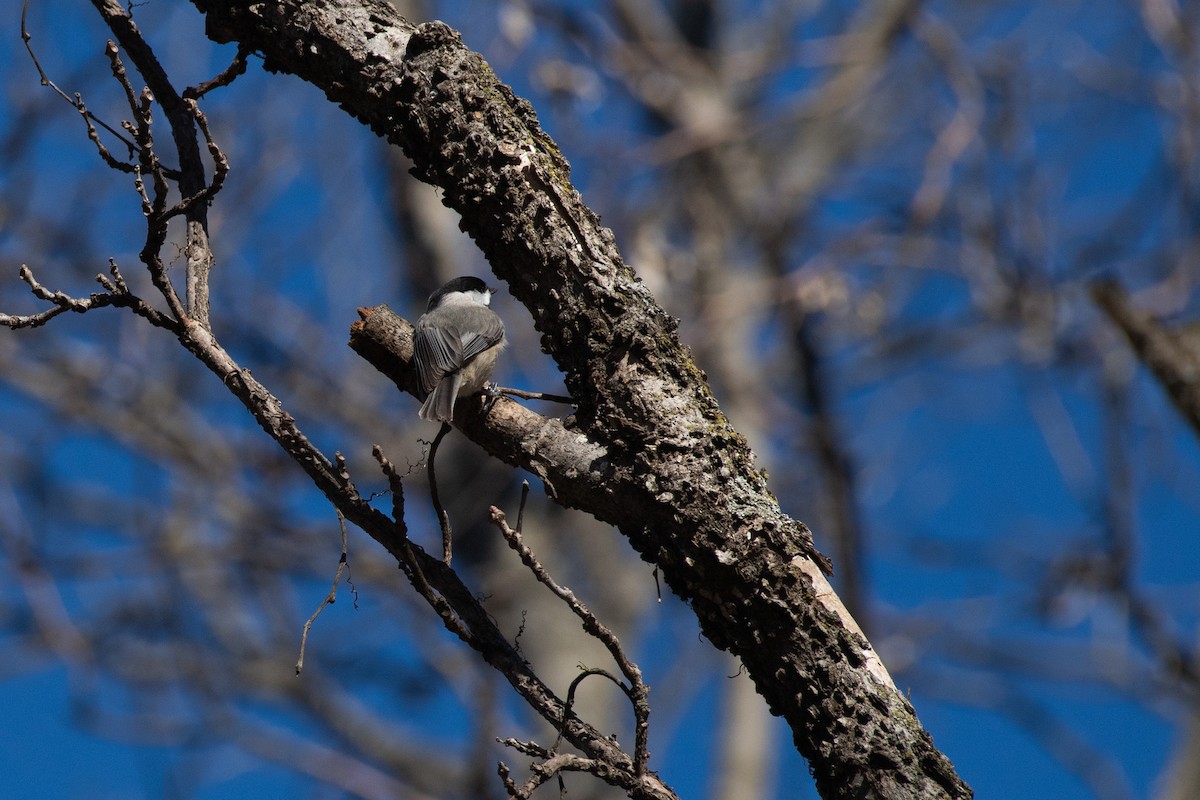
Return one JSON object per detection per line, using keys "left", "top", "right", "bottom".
{"left": 404, "top": 20, "right": 463, "bottom": 58}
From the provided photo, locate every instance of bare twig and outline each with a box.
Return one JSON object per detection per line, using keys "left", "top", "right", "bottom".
{"left": 0, "top": 263, "right": 177, "bottom": 331}
{"left": 516, "top": 480, "right": 530, "bottom": 533}
{"left": 497, "top": 737, "right": 554, "bottom": 759}
{"left": 21, "top": 1, "right": 142, "bottom": 169}
{"left": 426, "top": 422, "right": 454, "bottom": 565}
{"left": 556, "top": 666, "right": 630, "bottom": 750}
{"left": 91, "top": 0, "right": 215, "bottom": 329}
{"left": 105, "top": 38, "right": 140, "bottom": 118}
{"left": 494, "top": 386, "right": 575, "bottom": 404}
{"left": 372, "top": 444, "right": 409, "bottom": 527}
{"left": 163, "top": 99, "right": 230, "bottom": 222}
{"left": 184, "top": 43, "right": 252, "bottom": 99}
{"left": 498, "top": 752, "right": 599, "bottom": 800}
{"left": 296, "top": 509, "right": 354, "bottom": 676}
{"left": 491, "top": 504, "right": 653, "bottom": 776}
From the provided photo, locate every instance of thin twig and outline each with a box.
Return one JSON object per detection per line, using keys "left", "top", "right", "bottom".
{"left": 491, "top": 504, "right": 653, "bottom": 774}
{"left": 21, "top": 1, "right": 142, "bottom": 167}
{"left": 107, "top": 35, "right": 190, "bottom": 325}
{"left": 105, "top": 38, "right": 140, "bottom": 119}
{"left": 101, "top": 259, "right": 177, "bottom": 329}
{"left": 125, "top": 93, "right": 188, "bottom": 325}
{"left": 497, "top": 737, "right": 554, "bottom": 759}
{"left": 494, "top": 386, "right": 575, "bottom": 404}
{"left": 0, "top": 263, "right": 177, "bottom": 332}
{"left": 161, "top": 99, "right": 230, "bottom": 222}
{"left": 184, "top": 44, "right": 251, "bottom": 99}
{"left": 491, "top": 507, "right": 644, "bottom": 690}
{"left": 516, "top": 480, "right": 530, "bottom": 533}
{"left": 497, "top": 752, "right": 598, "bottom": 800}
{"left": 371, "top": 444, "right": 409, "bottom": 529}
{"left": 427, "top": 422, "right": 454, "bottom": 565}
{"left": 295, "top": 510, "right": 353, "bottom": 675}
{"left": 555, "top": 667, "right": 630, "bottom": 752}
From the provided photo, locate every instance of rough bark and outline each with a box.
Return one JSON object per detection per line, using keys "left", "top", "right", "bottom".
{"left": 191, "top": 2, "right": 973, "bottom": 797}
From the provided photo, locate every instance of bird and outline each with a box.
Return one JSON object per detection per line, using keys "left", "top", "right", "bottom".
{"left": 412, "top": 276, "right": 506, "bottom": 422}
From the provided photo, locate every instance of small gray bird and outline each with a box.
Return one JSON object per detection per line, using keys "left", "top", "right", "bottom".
{"left": 412, "top": 276, "right": 506, "bottom": 422}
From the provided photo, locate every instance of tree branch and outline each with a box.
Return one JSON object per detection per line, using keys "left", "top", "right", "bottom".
{"left": 184, "top": 2, "right": 967, "bottom": 795}
{"left": 1092, "top": 280, "right": 1200, "bottom": 439}
{"left": 492, "top": 498, "right": 652, "bottom": 775}
{"left": 90, "top": 0, "right": 215, "bottom": 328}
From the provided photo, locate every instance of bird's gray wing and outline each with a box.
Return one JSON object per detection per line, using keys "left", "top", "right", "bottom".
{"left": 412, "top": 306, "right": 504, "bottom": 397}
{"left": 412, "top": 323, "right": 461, "bottom": 398}
{"left": 456, "top": 306, "right": 506, "bottom": 362}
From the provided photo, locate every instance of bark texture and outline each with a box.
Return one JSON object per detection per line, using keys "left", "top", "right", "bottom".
{"left": 195, "top": 2, "right": 973, "bottom": 797}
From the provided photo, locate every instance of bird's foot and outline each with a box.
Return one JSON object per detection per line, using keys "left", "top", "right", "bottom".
{"left": 481, "top": 382, "right": 502, "bottom": 414}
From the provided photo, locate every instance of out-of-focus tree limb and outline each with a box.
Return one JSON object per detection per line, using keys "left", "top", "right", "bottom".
{"left": 1092, "top": 280, "right": 1200, "bottom": 439}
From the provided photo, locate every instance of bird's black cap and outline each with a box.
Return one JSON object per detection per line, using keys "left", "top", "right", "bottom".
{"left": 427, "top": 276, "right": 491, "bottom": 311}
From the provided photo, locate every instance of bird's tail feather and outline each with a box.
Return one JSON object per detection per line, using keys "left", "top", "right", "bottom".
{"left": 419, "top": 373, "right": 464, "bottom": 422}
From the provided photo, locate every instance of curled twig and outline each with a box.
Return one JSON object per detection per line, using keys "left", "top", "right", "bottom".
{"left": 556, "top": 666, "right": 630, "bottom": 752}
{"left": 427, "top": 422, "right": 454, "bottom": 564}
{"left": 295, "top": 510, "right": 355, "bottom": 676}
{"left": 491, "top": 498, "right": 653, "bottom": 776}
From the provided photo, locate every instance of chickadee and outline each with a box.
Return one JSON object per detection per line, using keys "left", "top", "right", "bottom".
{"left": 412, "top": 276, "right": 506, "bottom": 422}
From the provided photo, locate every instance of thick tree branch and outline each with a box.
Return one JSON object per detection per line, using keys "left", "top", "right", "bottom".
{"left": 191, "top": 2, "right": 971, "bottom": 796}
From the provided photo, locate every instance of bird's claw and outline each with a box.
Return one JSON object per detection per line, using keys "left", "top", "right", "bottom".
{"left": 481, "top": 382, "right": 502, "bottom": 414}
